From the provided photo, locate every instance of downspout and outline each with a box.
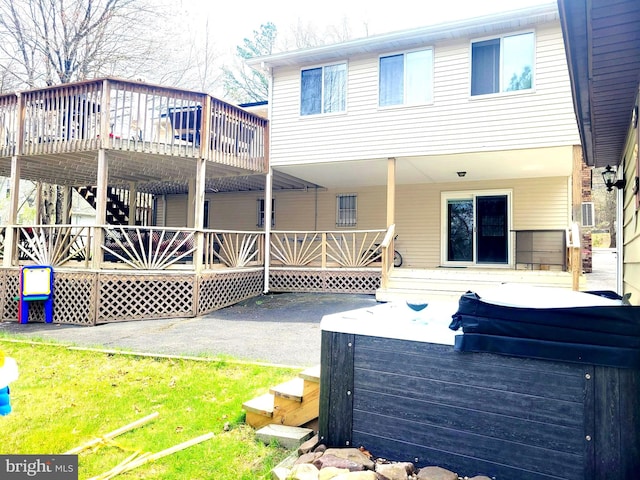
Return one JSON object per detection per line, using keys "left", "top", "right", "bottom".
{"left": 263, "top": 65, "right": 274, "bottom": 294}
{"left": 616, "top": 184, "right": 623, "bottom": 295}
{"left": 264, "top": 168, "right": 273, "bottom": 294}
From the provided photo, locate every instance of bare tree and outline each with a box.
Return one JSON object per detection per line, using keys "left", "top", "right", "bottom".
{"left": 222, "top": 22, "right": 277, "bottom": 103}
{"left": 155, "top": 17, "right": 222, "bottom": 94}
{"left": 0, "top": 0, "right": 162, "bottom": 88}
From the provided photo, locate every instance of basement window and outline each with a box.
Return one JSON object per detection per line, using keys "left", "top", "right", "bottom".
{"left": 257, "top": 198, "right": 275, "bottom": 227}
{"left": 336, "top": 194, "right": 357, "bottom": 227}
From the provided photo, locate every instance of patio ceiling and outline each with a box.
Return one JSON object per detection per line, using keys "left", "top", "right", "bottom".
{"left": 558, "top": 0, "right": 640, "bottom": 167}
{"left": 272, "top": 146, "right": 575, "bottom": 190}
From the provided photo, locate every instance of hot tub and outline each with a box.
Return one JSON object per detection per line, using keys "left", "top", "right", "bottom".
{"left": 318, "top": 291, "right": 640, "bottom": 480}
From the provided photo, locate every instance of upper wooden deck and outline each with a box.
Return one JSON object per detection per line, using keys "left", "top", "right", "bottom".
{"left": 0, "top": 78, "right": 268, "bottom": 194}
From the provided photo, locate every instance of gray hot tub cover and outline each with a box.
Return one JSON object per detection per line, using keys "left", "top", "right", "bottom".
{"left": 449, "top": 289, "right": 640, "bottom": 369}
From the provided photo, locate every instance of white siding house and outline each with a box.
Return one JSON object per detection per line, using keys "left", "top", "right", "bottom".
{"left": 241, "top": 2, "right": 581, "bottom": 272}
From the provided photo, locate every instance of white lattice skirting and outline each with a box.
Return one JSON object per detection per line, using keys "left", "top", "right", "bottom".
{"left": 269, "top": 268, "right": 380, "bottom": 294}
{"left": 0, "top": 268, "right": 265, "bottom": 325}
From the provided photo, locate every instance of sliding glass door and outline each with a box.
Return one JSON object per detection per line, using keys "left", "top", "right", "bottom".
{"left": 443, "top": 191, "right": 510, "bottom": 265}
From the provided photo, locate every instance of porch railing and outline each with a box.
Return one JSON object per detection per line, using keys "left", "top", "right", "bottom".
{"left": 10, "top": 225, "right": 91, "bottom": 267}
{"left": 203, "top": 230, "right": 264, "bottom": 269}
{"left": 270, "top": 229, "right": 388, "bottom": 268}
{"left": 101, "top": 226, "right": 196, "bottom": 269}
{"left": 5, "top": 224, "right": 390, "bottom": 274}
{"left": 2, "top": 78, "right": 268, "bottom": 172}
{"left": 0, "top": 93, "right": 18, "bottom": 158}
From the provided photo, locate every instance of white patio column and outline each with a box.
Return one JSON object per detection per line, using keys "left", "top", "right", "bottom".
{"left": 263, "top": 168, "right": 273, "bottom": 293}
{"left": 387, "top": 157, "right": 396, "bottom": 228}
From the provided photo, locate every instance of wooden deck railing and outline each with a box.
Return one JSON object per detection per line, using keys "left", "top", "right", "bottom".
{"left": 0, "top": 93, "right": 18, "bottom": 158}
{"left": 5, "top": 224, "right": 389, "bottom": 273}
{"left": 0, "top": 226, "right": 6, "bottom": 260}
{"left": 203, "top": 230, "right": 264, "bottom": 269}
{"left": 101, "top": 225, "right": 196, "bottom": 269}
{"left": 1, "top": 78, "right": 268, "bottom": 172}
{"left": 270, "top": 229, "right": 388, "bottom": 268}
{"left": 10, "top": 225, "right": 91, "bottom": 267}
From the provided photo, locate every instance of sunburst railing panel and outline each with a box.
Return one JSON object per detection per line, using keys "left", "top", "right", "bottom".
{"left": 203, "top": 230, "right": 264, "bottom": 269}
{"left": 101, "top": 226, "right": 196, "bottom": 270}
{"left": 13, "top": 225, "right": 91, "bottom": 267}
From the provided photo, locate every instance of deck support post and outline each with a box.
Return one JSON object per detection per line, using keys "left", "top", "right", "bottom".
{"left": 3, "top": 155, "right": 21, "bottom": 267}
{"left": 61, "top": 186, "right": 72, "bottom": 224}
{"left": 34, "top": 182, "right": 43, "bottom": 224}
{"left": 128, "top": 182, "right": 137, "bottom": 226}
{"left": 191, "top": 157, "right": 207, "bottom": 273}
{"left": 92, "top": 149, "right": 109, "bottom": 269}
{"left": 263, "top": 168, "right": 273, "bottom": 293}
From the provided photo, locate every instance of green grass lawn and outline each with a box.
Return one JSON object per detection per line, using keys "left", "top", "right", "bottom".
{"left": 0, "top": 339, "right": 298, "bottom": 479}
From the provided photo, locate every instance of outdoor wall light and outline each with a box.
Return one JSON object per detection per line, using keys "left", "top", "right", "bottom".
{"left": 602, "top": 165, "right": 626, "bottom": 191}
{"left": 457, "top": 171, "right": 467, "bottom": 177}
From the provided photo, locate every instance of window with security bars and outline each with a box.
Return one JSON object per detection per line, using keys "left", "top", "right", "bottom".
{"left": 581, "top": 202, "right": 594, "bottom": 227}
{"left": 257, "top": 198, "right": 275, "bottom": 227}
{"left": 336, "top": 194, "right": 357, "bottom": 227}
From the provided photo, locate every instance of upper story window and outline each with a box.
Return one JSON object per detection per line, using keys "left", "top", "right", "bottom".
{"left": 379, "top": 49, "right": 433, "bottom": 107}
{"left": 471, "top": 32, "right": 534, "bottom": 96}
{"left": 300, "top": 63, "right": 347, "bottom": 116}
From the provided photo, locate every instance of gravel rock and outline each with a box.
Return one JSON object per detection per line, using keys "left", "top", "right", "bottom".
{"left": 289, "top": 463, "right": 320, "bottom": 480}
{"left": 323, "top": 448, "right": 375, "bottom": 470}
{"left": 415, "top": 466, "right": 458, "bottom": 480}
{"left": 314, "top": 454, "right": 366, "bottom": 472}
{"left": 318, "top": 467, "right": 351, "bottom": 479}
{"left": 375, "top": 463, "right": 409, "bottom": 480}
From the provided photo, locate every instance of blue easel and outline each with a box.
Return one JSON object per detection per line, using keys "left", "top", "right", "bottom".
{"left": 19, "top": 266, "right": 54, "bottom": 324}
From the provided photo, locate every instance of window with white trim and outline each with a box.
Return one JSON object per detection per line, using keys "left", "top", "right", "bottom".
{"left": 257, "top": 198, "right": 275, "bottom": 227}
{"left": 336, "top": 194, "right": 357, "bottom": 227}
{"left": 379, "top": 48, "right": 433, "bottom": 107}
{"left": 471, "top": 32, "right": 534, "bottom": 96}
{"left": 300, "top": 63, "right": 347, "bottom": 115}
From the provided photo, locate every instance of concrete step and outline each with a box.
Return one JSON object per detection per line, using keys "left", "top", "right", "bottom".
{"left": 256, "top": 424, "right": 314, "bottom": 450}
{"left": 378, "top": 268, "right": 585, "bottom": 303}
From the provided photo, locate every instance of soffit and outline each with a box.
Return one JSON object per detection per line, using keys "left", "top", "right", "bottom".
{"left": 559, "top": 0, "right": 640, "bottom": 167}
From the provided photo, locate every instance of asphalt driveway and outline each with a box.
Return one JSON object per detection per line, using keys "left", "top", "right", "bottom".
{"left": 0, "top": 292, "right": 378, "bottom": 368}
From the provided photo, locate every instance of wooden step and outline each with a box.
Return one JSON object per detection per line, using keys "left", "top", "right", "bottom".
{"left": 242, "top": 392, "right": 274, "bottom": 416}
{"left": 243, "top": 393, "right": 275, "bottom": 429}
{"left": 270, "top": 378, "right": 304, "bottom": 402}
{"left": 299, "top": 365, "right": 320, "bottom": 383}
{"left": 244, "top": 366, "right": 322, "bottom": 429}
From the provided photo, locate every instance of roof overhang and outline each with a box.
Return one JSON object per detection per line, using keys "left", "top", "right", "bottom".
{"left": 249, "top": 3, "right": 559, "bottom": 70}
{"left": 558, "top": 0, "right": 640, "bottom": 167}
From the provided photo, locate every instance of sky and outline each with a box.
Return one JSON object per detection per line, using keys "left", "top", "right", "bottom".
{"left": 188, "top": 0, "right": 557, "bottom": 55}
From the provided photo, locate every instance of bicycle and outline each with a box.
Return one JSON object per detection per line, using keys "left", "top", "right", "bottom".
{"left": 365, "top": 235, "right": 403, "bottom": 267}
